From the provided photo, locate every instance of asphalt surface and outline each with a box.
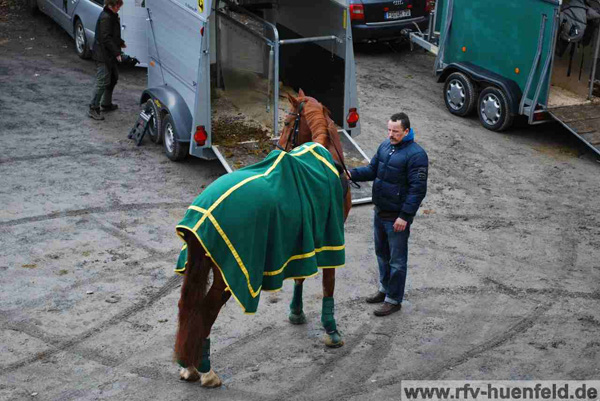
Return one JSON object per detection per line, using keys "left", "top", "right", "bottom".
{"left": 1, "top": 2, "right": 599, "bottom": 400}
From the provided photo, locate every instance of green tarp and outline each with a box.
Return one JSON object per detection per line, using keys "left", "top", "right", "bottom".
{"left": 175, "top": 143, "right": 345, "bottom": 314}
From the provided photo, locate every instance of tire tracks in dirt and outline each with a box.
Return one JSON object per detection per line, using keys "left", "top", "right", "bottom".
{"left": 321, "top": 302, "right": 553, "bottom": 401}
{"left": 0, "top": 274, "right": 182, "bottom": 377}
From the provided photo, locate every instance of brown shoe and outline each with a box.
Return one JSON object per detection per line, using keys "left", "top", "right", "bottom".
{"left": 374, "top": 302, "right": 401, "bottom": 316}
{"left": 366, "top": 291, "right": 386, "bottom": 304}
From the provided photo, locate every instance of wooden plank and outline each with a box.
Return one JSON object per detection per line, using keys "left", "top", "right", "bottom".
{"left": 550, "top": 104, "right": 600, "bottom": 123}
{"left": 580, "top": 131, "right": 600, "bottom": 146}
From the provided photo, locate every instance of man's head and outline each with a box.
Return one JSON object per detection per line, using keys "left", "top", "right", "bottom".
{"left": 105, "top": 0, "right": 123, "bottom": 12}
{"left": 388, "top": 112, "right": 410, "bottom": 145}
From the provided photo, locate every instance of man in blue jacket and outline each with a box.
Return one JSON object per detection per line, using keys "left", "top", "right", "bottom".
{"left": 348, "top": 112, "right": 428, "bottom": 316}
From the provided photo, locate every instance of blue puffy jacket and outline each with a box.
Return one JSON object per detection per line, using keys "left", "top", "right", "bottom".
{"left": 350, "top": 130, "right": 428, "bottom": 222}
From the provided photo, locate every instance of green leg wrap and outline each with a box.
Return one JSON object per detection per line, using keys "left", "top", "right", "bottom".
{"left": 321, "top": 297, "right": 337, "bottom": 333}
{"left": 322, "top": 297, "right": 343, "bottom": 347}
{"left": 289, "top": 283, "right": 306, "bottom": 325}
{"left": 199, "top": 338, "right": 211, "bottom": 373}
{"left": 176, "top": 338, "right": 211, "bottom": 373}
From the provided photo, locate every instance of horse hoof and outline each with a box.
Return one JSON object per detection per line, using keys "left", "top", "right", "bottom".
{"left": 289, "top": 311, "right": 307, "bottom": 325}
{"left": 179, "top": 367, "right": 200, "bottom": 382}
{"left": 324, "top": 331, "right": 344, "bottom": 348}
{"left": 201, "top": 369, "right": 222, "bottom": 388}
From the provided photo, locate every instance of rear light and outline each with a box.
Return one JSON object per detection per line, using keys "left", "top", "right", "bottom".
{"left": 346, "top": 108, "right": 359, "bottom": 128}
{"left": 533, "top": 110, "right": 550, "bottom": 122}
{"left": 349, "top": 3, "right": 364, "bottom": 21}
{"left": 426, "top": 0, "right": 436, "bottom": 13}
{"left": 194, "top": 125, "right": 207, "bottom": 146}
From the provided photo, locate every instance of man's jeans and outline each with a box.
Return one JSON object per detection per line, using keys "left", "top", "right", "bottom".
{"left": 90, "top": 62, "right": 119, "bottom": 108}
{"left": 374, "top": 212, "right": 410, "bottom": 305}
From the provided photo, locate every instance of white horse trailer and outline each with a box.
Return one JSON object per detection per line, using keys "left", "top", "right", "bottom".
{"left": 140, "top": 0, "right": 372, "bottom": 204}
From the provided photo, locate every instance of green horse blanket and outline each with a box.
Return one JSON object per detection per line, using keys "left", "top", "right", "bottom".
{"left": 175, "top": 142, "right": 345, "bottom": 314}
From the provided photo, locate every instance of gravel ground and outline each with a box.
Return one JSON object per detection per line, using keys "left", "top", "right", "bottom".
{"left": 1, "top": 2, "right": 599, "bottom": 401}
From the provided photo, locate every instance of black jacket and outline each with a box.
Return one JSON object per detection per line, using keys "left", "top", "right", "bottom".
{"left": 92, "top": 7, "right": 123, "bottom": 65}
{"left": 350, "top": 137, "right": 428, "bottom": 223}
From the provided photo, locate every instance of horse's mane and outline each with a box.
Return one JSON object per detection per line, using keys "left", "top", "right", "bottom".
{"left": 299, "top": 97, "right": 343, "bottom": 162}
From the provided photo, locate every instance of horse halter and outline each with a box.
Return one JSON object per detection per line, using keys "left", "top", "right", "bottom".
{"left": 277, "top": 101, "right": 306, "bottom": 152}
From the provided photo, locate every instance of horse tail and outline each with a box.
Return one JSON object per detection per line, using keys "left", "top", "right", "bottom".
{"left": 174, "top": 231, "right": 211, "bottom": 369}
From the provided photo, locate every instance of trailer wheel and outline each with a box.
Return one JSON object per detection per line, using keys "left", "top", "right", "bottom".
{"left": 144, "top": 99, "right": 162, "bottom": 144}
{"left": 74, "top": 19, "right": 91, "bottom": 59}
{"left": 162, "top": 114, "right": 187, "bottom": 162}
{"left": 477, "top": 87, "right": 514, "bottom": 132}
{"left": 444, "top": 72, "right": 477, "bottom": 117}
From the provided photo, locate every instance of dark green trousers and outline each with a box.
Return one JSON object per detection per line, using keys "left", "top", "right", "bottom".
{"left": 90, "top": 62, "right": 119, "bottom": 108}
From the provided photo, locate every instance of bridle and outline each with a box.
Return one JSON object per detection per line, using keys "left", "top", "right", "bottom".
{"left": 277, "top": 100, "right": 360, "bottom": 190}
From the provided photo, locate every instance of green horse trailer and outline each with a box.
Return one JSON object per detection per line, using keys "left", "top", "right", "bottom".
{"left": 410, "top": 0, "right": 600, "bottom": 157}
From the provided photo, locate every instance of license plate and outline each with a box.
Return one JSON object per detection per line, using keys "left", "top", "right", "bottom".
{"left": 385, "top": 9, "right": 411, "bottom": 20}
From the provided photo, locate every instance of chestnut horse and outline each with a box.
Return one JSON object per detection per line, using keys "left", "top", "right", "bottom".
{"left": 174, "top": 89, "right": 352, "bottom": 387}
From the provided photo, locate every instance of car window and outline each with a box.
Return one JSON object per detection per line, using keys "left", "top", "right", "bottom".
{"left": 92, "top": 0, "right": 103, "bottom": 5}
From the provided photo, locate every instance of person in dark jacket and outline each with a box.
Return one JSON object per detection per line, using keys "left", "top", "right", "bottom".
{"left": 88, "top": 0, "right": 125, "bottom": 120}
{"left": 348, "top": 112, "right": 428, "bottom": 316}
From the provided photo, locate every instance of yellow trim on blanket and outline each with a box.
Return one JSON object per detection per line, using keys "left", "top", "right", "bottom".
{"left": 263, "top": 244, "right": 345, "bottom": 276}
{"left": 175, "top": 225, "right": 258, "bottom": 315}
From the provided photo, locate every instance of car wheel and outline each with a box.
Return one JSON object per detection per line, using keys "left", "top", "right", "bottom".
{"left": 477, "top": 87, "right": 514, "bottom": 132}
{"left": 144, "top": 99, "right": 162, "bottom": 144}
{"left": 444, "top": 72, "right": 477, "bottom": 117}
{"left": 162, "top": 114, "right": 187, "bottom": 161}
{"left": 74, "top": 19, "right": 92, "bottom": 59}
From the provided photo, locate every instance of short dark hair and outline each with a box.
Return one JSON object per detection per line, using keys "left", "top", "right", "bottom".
{"left": 390, "top": 112, "right": 410, "bottom": 131}
{"left": 105, "top": 0, "right": 123, "bottom": 7}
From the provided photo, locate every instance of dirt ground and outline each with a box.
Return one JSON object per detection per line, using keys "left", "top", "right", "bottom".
{"left": 1, "top": 2, "right": 600, "bottom": 401}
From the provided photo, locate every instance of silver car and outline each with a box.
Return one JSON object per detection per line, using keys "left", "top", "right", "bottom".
{"left": 28, "top": 0, "right": 148, "bottom": 66}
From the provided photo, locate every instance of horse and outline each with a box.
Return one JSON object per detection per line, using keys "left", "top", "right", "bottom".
{"left": 174, "top": 89, "right": 352, "bottom": 387}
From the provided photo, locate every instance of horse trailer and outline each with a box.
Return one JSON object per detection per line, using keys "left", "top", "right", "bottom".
{"left": 139, "top": 0, "right": 373, "bottom": 204}
{"left": 410, "top": 0, "right": 600, "bottom": 157}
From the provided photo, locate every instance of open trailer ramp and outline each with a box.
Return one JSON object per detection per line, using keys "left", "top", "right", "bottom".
{"left": 550, "top": 103, "right": 600, "bottom": 157}
{"left": 213, "top": 130, "right": 373, "bottom": 205}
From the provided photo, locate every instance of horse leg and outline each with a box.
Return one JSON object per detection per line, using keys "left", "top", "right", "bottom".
{"left": 321, "top": 268, "right": 344, "bottom": 347}
{"left": 289, "top": 278, "right": 307, "bottom": 324}
{"left": 175, "top": 233, "right": 230, "bottom": 387}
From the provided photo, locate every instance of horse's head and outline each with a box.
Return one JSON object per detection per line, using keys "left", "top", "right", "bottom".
{"left": 278, "top": 89, "right": 340, "bottom": 157}
{"left": 277, "top": 89, "right": 352, "bottom": 220}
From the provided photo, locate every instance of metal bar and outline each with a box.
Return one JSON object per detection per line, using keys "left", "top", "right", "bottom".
{"left": 589, "top": 26, "right": 600, "bottom": 100}
{"left": 410, "top": 32, "right": 438, "bottom": 55}
{"left": 520, "top": 14, "right": 547, "bottom": 115}
{"left": 427, "top": 11, "right": 433, "bottom": 42}
{"left": 530, "top": 9, "right": 558, "bottom": 124}
{"left": 542, "top": 9, "right": 561, "bottom": 109}
{"left": 434, "top": 0, "right": 453, "bottom": 73}
{"left": 273, "top": 29, "right": 280, "bottom": 138}
{"left": 279, "top": 35, "right": 339, "bottom": 45}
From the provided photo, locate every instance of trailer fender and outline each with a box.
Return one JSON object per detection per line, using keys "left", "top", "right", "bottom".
{"left": 438, "top": 62, "right": 522, "bottom": 115}
{"left": 140, "top": 87, "right": 192, "bottom": 142}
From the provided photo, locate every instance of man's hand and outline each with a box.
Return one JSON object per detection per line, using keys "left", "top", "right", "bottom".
{"left": 346, "top": 171, "right": 352, "bottom": 180}
{"left": 393, "top": 217, "right": 407, "bottom": 232}
{"left": 116, "top": 55, "right": 122, "bottom": 62}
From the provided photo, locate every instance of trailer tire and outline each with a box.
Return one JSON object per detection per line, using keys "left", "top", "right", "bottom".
{"left": 162, "top": 114, "right": 187, "bottom": 162}
{"left": 444, "top": 72, "right": 477, "bottom": 117}
{"left": 144, "top": 99, "right": 162, "bottom": 144}
{"left": 74, "top": 19, "right": 92, "bottom": 59}
{"left": 477, "top": 87, "right": 514, "bottom": 132}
